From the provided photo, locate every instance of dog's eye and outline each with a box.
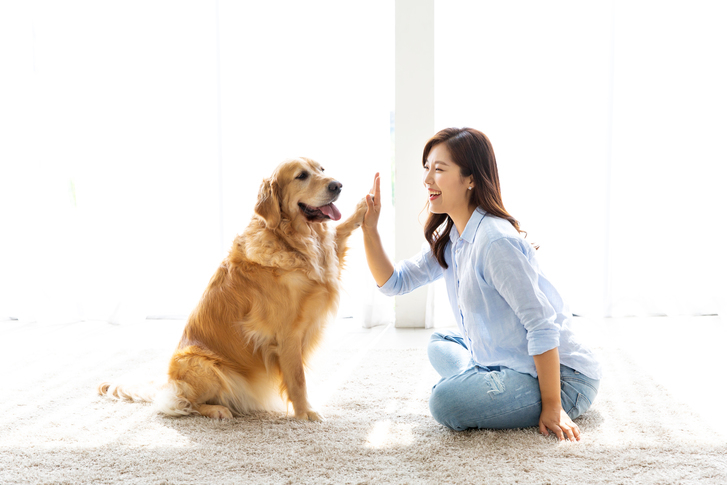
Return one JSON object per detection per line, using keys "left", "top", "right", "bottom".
{"left": 296, "top": 171, "right": 309, "bottom": 180}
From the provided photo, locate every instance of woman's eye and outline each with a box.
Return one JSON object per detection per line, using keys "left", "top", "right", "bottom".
{"left": 296, "top": 172, "right": 309, "bottom": 180}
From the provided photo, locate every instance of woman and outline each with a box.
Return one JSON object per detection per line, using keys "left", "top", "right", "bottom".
{"left": 361, "top": 127, "right": 601, "bottom": 440}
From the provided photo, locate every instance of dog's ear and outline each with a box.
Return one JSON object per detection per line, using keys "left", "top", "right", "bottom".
{"left": 254, "top": 177, "right": 282, "bottom": 229}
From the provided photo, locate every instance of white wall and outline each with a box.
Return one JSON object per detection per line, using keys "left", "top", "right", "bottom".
{"left": 434, "top": 0, "right": 726, "bottom": 318}
{"left": 0, "top": 0, "right": 394, "bottom": 324}
{"left": 1, "top": 0, "right": 723, "bottom": 325}
{"left": 0, "top": 1, "right": 221, "bottom": 322}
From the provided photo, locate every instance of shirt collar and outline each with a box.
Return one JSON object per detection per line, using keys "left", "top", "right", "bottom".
{"left": 449, "top": 207, "right": 486, "bottom": 243}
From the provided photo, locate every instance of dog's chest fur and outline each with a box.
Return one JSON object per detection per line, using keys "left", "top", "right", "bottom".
{"left": 240, "top": 217, "right": 340, "bottom": 286}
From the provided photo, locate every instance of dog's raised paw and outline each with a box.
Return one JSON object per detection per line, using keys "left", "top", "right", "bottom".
{"left": 351, "top": 197, "right": 368, "bottom": 227}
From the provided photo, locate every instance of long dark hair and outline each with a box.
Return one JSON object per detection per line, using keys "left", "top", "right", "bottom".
{"left": 423, "top": 127, "right": 524, "bottom": 269}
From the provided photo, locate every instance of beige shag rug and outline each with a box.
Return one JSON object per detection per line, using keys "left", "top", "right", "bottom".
{"left": 1, "top": 318, "right": 725, "bottom": 484}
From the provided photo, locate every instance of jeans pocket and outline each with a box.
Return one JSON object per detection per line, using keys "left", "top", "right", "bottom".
{"left": 561, "top": 381, "right": 593, "bottom": 419}
{"left": 572, "top": 393, "right": 592, "bottom": 419}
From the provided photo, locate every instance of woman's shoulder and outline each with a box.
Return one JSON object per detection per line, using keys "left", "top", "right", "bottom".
{"left": 477, "top": 212, "right": 522, "bottom": 240}
{"left": 473, "top": 213, "right": 530, "bottom": 256}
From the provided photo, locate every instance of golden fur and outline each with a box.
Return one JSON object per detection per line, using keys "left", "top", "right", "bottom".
{"left": 99, "top": 157, "right": 367, "bottom": 420}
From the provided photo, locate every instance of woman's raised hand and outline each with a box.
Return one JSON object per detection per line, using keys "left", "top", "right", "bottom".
{"left": 363, "top": 172, "right": 381, "bottom": 233}
{"left": 361, "top": 172, "right": 394, "bottom": 286}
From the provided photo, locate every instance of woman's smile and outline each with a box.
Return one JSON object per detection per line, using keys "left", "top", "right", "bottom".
{"left": 428, "top": 190, "right": 442, "bottom": 201}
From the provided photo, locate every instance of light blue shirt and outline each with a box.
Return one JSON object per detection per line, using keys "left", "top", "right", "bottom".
{"left": 380, "top": 208, "right": 602, "bottom": 380}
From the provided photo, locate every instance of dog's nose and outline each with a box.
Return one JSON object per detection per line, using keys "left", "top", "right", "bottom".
{"left": 328, "top": 181, "right": 342, "bottom": 193}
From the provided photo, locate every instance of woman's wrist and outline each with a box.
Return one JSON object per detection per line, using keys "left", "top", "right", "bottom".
{"left": 362, "top": 226, "right": 380, "bottom": 239}
{"left": 541, "top": 400, "right": 562, "bottom": 411}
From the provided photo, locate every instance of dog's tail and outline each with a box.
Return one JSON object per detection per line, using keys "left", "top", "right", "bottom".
{"left": 97, "top": 380, "right": 157, "bottom": 404}
{"left": 97, "top": 380, "right": 196, "bottom": 417}
{"left": 152, "top": 381, "right": 197, "bottom": 416}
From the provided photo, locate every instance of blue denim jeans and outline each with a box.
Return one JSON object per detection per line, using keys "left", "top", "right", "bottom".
{"left": 427, "top": 330, "right": 600, "bottom": 431}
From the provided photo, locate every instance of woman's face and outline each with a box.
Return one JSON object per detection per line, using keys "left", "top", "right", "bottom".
{"left": 423, "top": 143, "right": 473, "bottom": 218}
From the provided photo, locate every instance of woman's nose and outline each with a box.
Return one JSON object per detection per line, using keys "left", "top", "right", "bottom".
{"left": 423, "top": 168, "right": 433, "bottom": 185}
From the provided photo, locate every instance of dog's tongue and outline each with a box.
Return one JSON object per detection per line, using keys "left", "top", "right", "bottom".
{"left": 319, "top": 203, "right": 341, "bottom": 221}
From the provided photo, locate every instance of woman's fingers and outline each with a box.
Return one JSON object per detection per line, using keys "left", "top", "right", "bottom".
{"left": 560, "top": 414, "right": 581, "bottom": 441}
{"left": 370, "top": 172, "right": 380, "bottom": 197}
{"left": 557, "top": 423, "right": 580, "bottom": 442}
{"left": 540, "top": 415, "right": 581, "bottom": 442}
{"left": 367, "top": 173, "right": 381, "bottom": 211}
{"left": 363, "top": 173, "right": 381, "bottom": 228}
{"left": 567, "top": 422, "right": 581, "bottom": 441}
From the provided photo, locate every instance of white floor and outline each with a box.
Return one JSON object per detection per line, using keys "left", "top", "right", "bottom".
{"left": 585, "top": 315, "right": 726, "bottom": 437}
{"left": 3, "top": 314, "right": 725, "bottom": 437}
{"left": 320, "top": 314, "right": 727, "bottom": 437}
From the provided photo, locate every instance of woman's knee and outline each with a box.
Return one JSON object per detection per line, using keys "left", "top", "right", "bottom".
{"left": 427, "top": 332, "right": 472, "bottom": 379}
{"left": 428, "top": 329, "right": 459, "bottom": 345}
{"left": 428, "top": 380, "right": 468, "bottom": 431}
{"left": 426, "top": 334, "right": 447, "bottom": 363}
{"left": 427, "top": 330, "right": 467, "bottom": 356}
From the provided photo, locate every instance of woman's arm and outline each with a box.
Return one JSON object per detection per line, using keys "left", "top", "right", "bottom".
{"left": 362, "top": 173, "right": 394, "bottom": 287}
{"left": 532, "top": 347, "right": 580, "bottom": 441}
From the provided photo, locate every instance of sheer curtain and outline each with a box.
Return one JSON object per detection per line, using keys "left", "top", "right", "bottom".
{"left": 432, "top": 0, "right": 726, "bottom": 319}
{"left": 0, "top": 0, "right": 394, "bottom": 324}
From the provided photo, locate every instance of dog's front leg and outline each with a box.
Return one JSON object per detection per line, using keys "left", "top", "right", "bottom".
{"left": 335, "top": 197, "right": 368, "bottom": 259}
{"left": 278, "top": 337, "right": 322, "bottom": 421}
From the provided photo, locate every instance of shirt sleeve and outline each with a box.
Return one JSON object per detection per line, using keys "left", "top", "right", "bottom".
{"left": 379, "top": 243, "right": 444, "bottom": 296}
{"left": 481, "top": 237, "right": 560, "bottom": 355}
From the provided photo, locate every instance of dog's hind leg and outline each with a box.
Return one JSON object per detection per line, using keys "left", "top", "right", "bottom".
{"left": 159, "top": 346, "right": 235, "bottom": 419}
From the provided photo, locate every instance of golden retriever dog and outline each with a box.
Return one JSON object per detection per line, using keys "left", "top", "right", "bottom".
{"left": 99, "top": 157, "right": 367, "bottom": 420}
